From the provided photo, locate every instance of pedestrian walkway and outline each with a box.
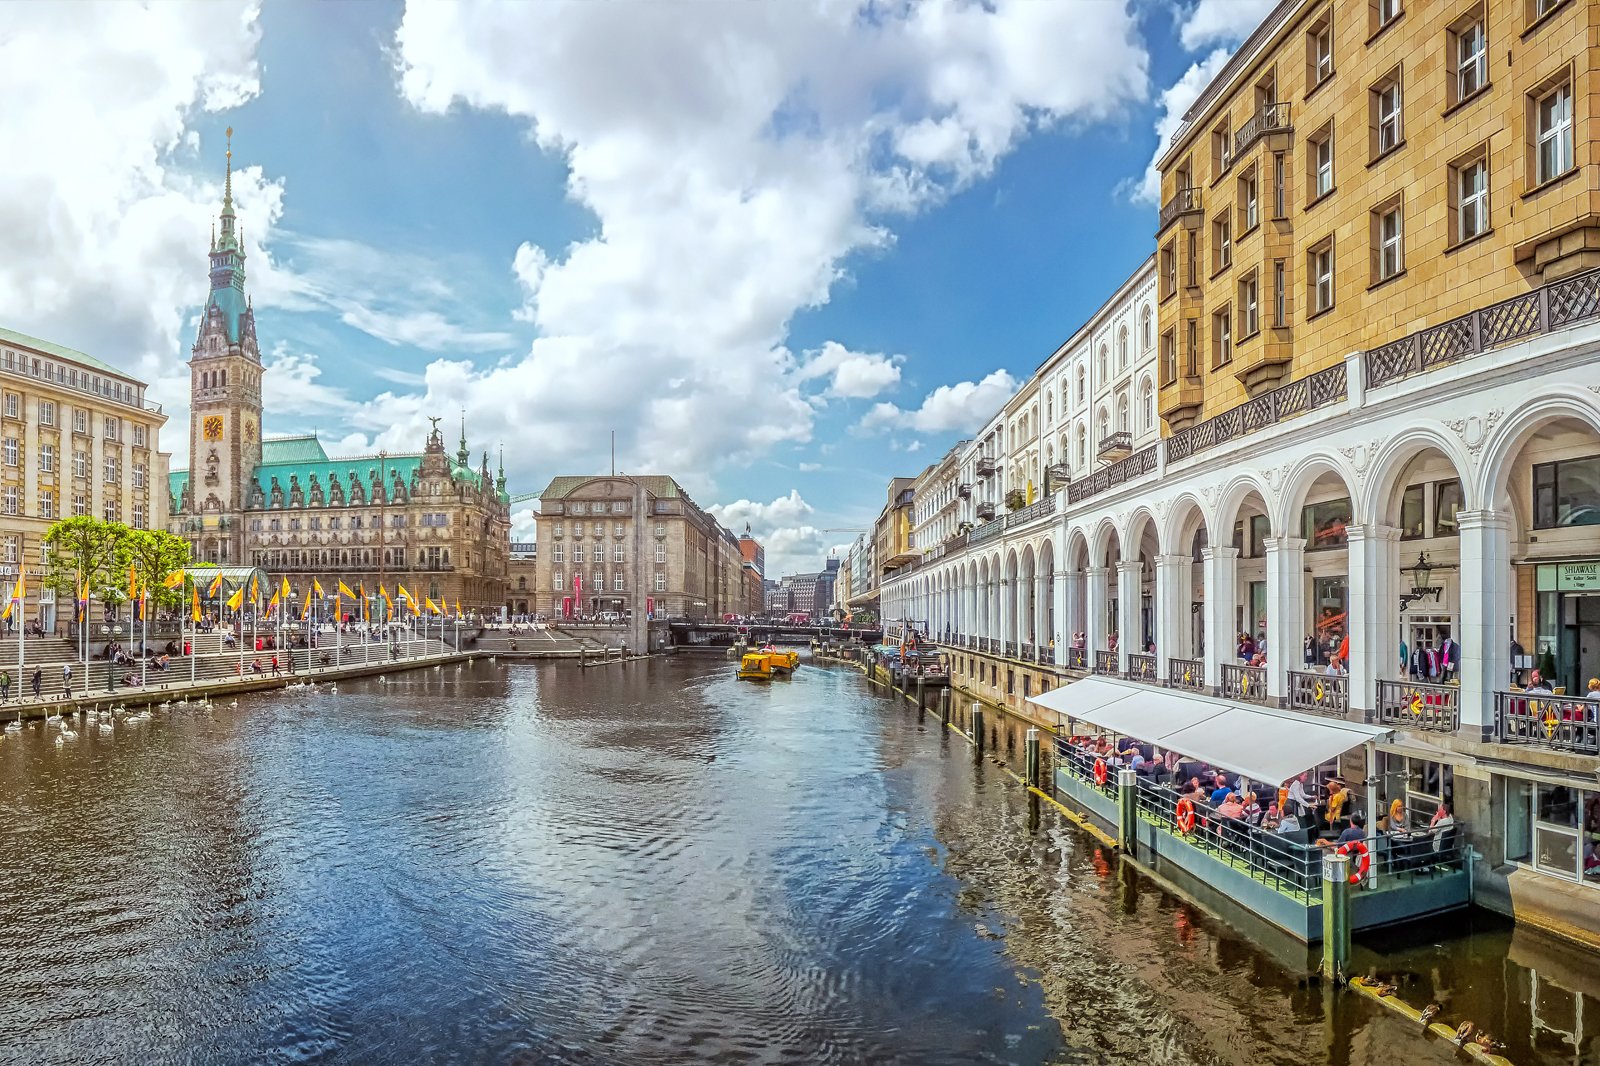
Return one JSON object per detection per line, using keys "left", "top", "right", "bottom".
{"left": 0, "top": 636, "right": 469, "bottom": 723}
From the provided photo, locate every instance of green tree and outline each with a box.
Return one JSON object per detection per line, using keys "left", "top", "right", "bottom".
{"left": 120, "top": 529, "right": 193, "bottom": 613}
{"left": 42, "top": 516, "right": 122, "bottom": 617}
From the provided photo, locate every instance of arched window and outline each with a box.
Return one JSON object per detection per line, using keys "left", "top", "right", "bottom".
{"left": 1045, "top": 443, "right": 1054, "bottom": 467}
{"left": 1141, "top": 307, "right": 1153, "bottom": 351}
{"left": 1099, "top": 344, "right": 1109, "bottom": 381}
{"left": 1141, "top": 379, "right": 1155, "bottom": 431}
{"left": 1076, "top": 367, "right": 1085, "bottom": 404}
{"left": 1118, "top": 326, "right": 1129, "bottom": 370}
{"left": 1045, "top": 393, "right": 1053, "bottom": 424}
{"left": 1077, "top": 425, "right": 1087, "bottom": 466}
{"left": 1098, "top": 408, "right": 1109, "bottom": 440}
{"left": 1116, "top": 394, "right": 1130, "bottom": 433}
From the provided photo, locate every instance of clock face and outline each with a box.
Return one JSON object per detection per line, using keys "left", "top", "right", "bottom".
{"left": 244, "top": 419, "right": 256, "bottom": 442}
{"left": 203, "top": 415, "right": 224, "bottom": 441}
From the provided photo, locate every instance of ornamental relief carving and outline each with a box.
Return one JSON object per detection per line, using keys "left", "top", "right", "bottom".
{"left": 1337, "top": 437, "right": 1386, "bottom": 481}
{"left": 1441, "top": 409, "right": 1503, "bottom": 457}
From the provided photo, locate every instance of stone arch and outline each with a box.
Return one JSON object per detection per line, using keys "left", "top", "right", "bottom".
{"left": 1090, "top": 516, "right": 1122, "bottom": 569}
{"left": 1274, "top": 453, "right": 1360, "bottom": 536}
{"left": 1477, "top": 388, "right": 1600, "bottom": 513}
{"left": 1214, "top": 472, "right": 1274, "bottom": 536}
{"left": 1163, "top": 491, "right": 1208, "bottom": 557}
{"left": 1065, "top": 527, "right": 1091, "bottom": 571}
{"left": 1362, "top": 424, "right": 1476, "bottom": 527}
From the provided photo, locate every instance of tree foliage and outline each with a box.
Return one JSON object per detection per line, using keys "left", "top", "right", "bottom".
{"left": 42, "top": 518, "right": 192, "bottom": 612}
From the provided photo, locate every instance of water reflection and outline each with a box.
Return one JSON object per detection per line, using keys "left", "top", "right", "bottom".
{"left": 0, "top": 656, "right": 1589, "bottom": 1064}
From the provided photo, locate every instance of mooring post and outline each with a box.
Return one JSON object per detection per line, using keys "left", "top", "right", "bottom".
{"left": 939, "top": 687, "right": 950, "bottom": 725}
{"left": 579, "top": 647, "right": 587, "bottom": 668}
{"left": 915, "top": 677, "right": 925, "bottom": 711}
{"left": 1024, "top": 727, "right": 1040, "bottom": 787}
{"left": 1116, "top": 768, "right": 1138, "bottom": 851}
{"left": 971, "top": 704, "right": 985, "bottom": 756}
{"left": 1320, "top": 852, "right": 1351, "bottom": 981}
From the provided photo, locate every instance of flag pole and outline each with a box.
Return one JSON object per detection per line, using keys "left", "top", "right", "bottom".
{"left": 139, "top": 581, "right": 148, "bottom": 689}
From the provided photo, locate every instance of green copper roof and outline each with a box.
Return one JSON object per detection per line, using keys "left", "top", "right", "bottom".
{"left": 170, "top": 470, "right": 188, "bottom": 502}
{"left": 204, "top": 284, "right": 249, "bottom": 344}
{"left": 0, "top": 325, "right": 124, "bottom": 378}
{"left": 260, "top": 435, "right": 331, "bottom": 465}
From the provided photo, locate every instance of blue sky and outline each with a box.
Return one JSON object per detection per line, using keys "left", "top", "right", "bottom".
{"left": 0, "top": 0, "right": 1272, "bottom": 574}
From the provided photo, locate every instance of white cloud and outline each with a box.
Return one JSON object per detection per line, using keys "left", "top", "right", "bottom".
{"left": 708, "top": 489, "right": 832, "bottom": 577}
{"left": 0, "top": 1, "right": 267, "bottom": 448}
{"left": 861, "top": 369, "right": 1019, "bottom": 435}
{"left": 797, "top": 341, "right": 902, "bottom": 399}
{"left": 1178, "top": 0, "right": 1276, "bottom": 50}
{"left": 385, "top": 0, "right": 1149, "bottom": 489}
{"left": 336, "top": 305, "right": 512, "bottom": 352}
{"left": 1124, "top": 48, "right": 1231, "bottom": 205}
{"left": 260, "top": 344, "right": 357, "bottom": 418}
{"left": 510, "top": 506, "right": 538, "bottom": 540}
{"left": 798, "top": 462, "right": 822, "bottom": 473}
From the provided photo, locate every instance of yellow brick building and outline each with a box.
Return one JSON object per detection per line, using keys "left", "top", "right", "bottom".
{"left": 1156, "top": 0, "right": 1598, "bottom": 430}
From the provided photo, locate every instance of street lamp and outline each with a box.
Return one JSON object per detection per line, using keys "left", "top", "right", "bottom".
{"left": 1399, "top": 551, "right": 1455, "bottom": 611}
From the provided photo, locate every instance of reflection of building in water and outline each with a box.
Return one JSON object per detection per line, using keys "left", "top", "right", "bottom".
{"left": 869, "top": 1, "right": 1600, "bottom": 952}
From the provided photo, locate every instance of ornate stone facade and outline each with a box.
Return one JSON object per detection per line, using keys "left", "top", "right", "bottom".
{"left": 167, "top": 135, "right": 511, "bottom": 615}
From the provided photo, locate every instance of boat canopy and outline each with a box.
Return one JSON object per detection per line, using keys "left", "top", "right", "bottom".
{"left": 1028, "top": 678, "right": 1391, "bottom": 786}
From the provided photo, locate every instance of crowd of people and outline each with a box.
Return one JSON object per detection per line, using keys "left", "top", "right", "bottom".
{"left": 1063, "top": 732, "right": 1460, "bottom": 886}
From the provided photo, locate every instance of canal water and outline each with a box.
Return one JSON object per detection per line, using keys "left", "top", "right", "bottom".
{"left": 0, "top": 655, "right": 1593, "bottom": 1065}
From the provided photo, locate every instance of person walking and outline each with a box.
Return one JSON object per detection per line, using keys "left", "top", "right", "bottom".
{"left": 0, "top": 670, "right": 11, "bottom": 702}
{"left": 61, "top": 663, "right": 71, "bottom": 699}
{"left": 32, "top": 666, "right": 43, "bottom": 698}
{"left": 270, "top": 654, "right": 280, "bottom": 677}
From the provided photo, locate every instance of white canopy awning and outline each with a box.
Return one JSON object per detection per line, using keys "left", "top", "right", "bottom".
{"left": 1029, "top": 678, "right": 1391, "bottom": 785}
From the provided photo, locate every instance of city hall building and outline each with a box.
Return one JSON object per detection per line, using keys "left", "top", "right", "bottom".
{"left": 870, "top": 0, "right": 1600, "bottom": 952}
{"left": 167, "top": 138, "right": 511, "bottom": 616}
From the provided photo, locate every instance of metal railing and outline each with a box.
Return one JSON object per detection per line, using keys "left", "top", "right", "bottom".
{"left": 1367, "top": 267, "right": 1600, "bottom": 390}
{"left": 1067, "top": 444, "right": 1159, "bottom": 505}
{"left": 975, "top": 456, "right": 997, "bottom": 476}
{"left": 1126, "top": 653, "right": 1157, "bottom": 683}
{"left": 1377, "top": 680, "right": 1460, "bottom": 732}
{"left": 969, "top": 516, "right": 1002, "bottom": 541}
{"left": 1004, "top": 640, "right": 1018, "bottom": 658}
{"left": 1288, "top": 670, "right": 1347, "bottom": 717}
{"left": 1220, "top": 663, "right": 1266, "bottom": 704}
{"left": 1167, "top": 363, "right": 1347, "bottom": 464}
{"left": 1096, "top": 431, "right": 1133, "bottom": 459}
{"left": 1005, "top": 495, "right": 1056, "bottom": 528}
{"left": 1021, "top": 641, "right": 1035, "bottom": 663}
{"left": 1157, "top": 185, "right": 1201, "bottom": 232}
{"left": 1168, "top": 656, "right": 1203, "bottom": 691}
{"left": 1094, "top": 650, "right": 1119, "bottom": 676}
{"left": 1053, "top": 738, "right": 1118, "bottom": 802}
{"left": 1067, "top": 647, "right": 1088, "bottom": 671}
{"left": 1233, "top": 101, "right": 1292, "bottom": 156}
{"left": 1494, "top": 692, "right": 1600, "bottom": 754}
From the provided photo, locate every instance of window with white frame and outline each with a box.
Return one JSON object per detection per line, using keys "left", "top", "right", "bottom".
{"left": 72, "top": 493, "right": 86, "bottom": 517}
{"left": 2, "top": 438, "right": 15, "bottom": 467}
{"left": 613, "top": 572, "right": 624, "bottom": 591}
{"left": 1309, "top": 123, "right": 1334, "bottom": 200}
{"left": 1453, "top": 151, "right": 1489, "bottom": 244}
{"left": 1212, "top": 307, "right": 1232, "bottom": 366}
{"left": 132, "top": 502, "right": 145, "bottom": 528}
{"left": 1239, "top": 272, "right": 1260, "bottom": 337}
{"left": 1374, "top": 199, "right": 1404, "bottom": 281}
{"left": 1374, "top": 73, "right": 1403, "bottom": 155}
{"left": 132, "top": 424, "right": 146, "bottom": 447}
{"left": 73, "top": 450, "right": 86, "bottom": 479}
{"left": 573, "top": 545, "right": 584, "bottom": 565}
{"left": 1309, "top": 239, "right": 1334, "bottom": 314}
{"left": 1307, "top": 14, "right": 1333, "bottom": 86}
{"left": 655, "top": 543, "right": 666, "bottom": 563}
{"left": 39, "top": 490, "right": 54, "bottom": 520}
{"left": 553, "top": 568, "right": 563, "bottom": 589}
{"left": 103, "top": 416, "right": 119, "bottom": 441}
{"left": 1141, "top": 380, "right": 1154, "bottom": 432}
{"left": 1117, "top": 327, "right": 1128, "bottom": 371}
{"left": 132, "top": 461, "right": 145, "bottom": 488}
{"left": 3, "top": 394, "right": 16, "bottom": 419}
{"left": 103, "top": 456, "right": 118, "bottom": 484}
{"left": 38, "top": 444, "right": 53, "bottom": 474}
{"left": 612, "top": 544, "right": 624, "bottom": 562}
{"left": 38, "top": 400, "right": 53, "bottom": 427}
{"left": 72, "top": 408, "right": 86, "bottom": 434}
{"left": 1536, "top": 80, "right": 1573, "bottom": 184}
{"left": 1239, "top": 167, "right": 1259, "bottom": 232}
{"left": 1454, "top": 16, "right": 1486, "bottom": 102}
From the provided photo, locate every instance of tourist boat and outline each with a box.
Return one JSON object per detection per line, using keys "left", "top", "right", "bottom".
{"left": 737, "top": 652, "right": 774, "bottom": 681}
{"left": 758, "top": 645, "right": 800, "bottom": 675}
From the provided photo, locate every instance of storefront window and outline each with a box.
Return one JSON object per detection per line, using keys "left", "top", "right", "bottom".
{"left": 1312, "top": 576, "right": 1347, "bottom": 651}
{"left": 1533, "top": 784, "right": 1588, "bottom": 881}
{"left": 1400, "top": 485, "right": 1425, "bottom": 539}
{"left": 1302, "top": 497, "right": 1352, "bottom": 549}
{"left": 1534, "top": 454, "right": 1600, "bottom": 528}
{"left": 1433, "top": 480, "right": 1463, "bottom": 537}
{"left": 1247, "top": 581, "right": 1266, "bottom": 638}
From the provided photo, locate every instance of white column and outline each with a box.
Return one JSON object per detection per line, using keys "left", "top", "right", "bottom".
{"left": 1264, "top": 536, "right": 1307, "bottom": 702}
{"left": 1066, "top": 569, "right": 1085, "bottom": 639}
{"left": 1347, "top": 524, "right": 1400, "bottom": 720}
{"left": 1176, "top": 556, "right": 1196, "bottom": 660}
{"left": 1457, "top": 510, "right": 1512, "bottom": 734}
{"left": 1155, "top": 554, "right": 1187, "bottom": 680}
{"left": 1052, "top": 569, "right": 1068, "bottom": 665}
{"left": 1202, "top": 546, "right": 1239, "bottom": 691}
{"left": 1086, "top": 566, "right": 1109, "bottom": 655}
{"left": 1117, "top": 559, "right": 1141, "bottom": 673}
{"left": 998, "top": 576, "right": 1012, "bottom": 651}
{"left": 1035, "top": 573, "right": 1050, "bottom": 658}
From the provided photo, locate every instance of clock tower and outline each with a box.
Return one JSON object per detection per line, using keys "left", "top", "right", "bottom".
{"left": 186, "top": 128, "right": 264, "bottom": 564}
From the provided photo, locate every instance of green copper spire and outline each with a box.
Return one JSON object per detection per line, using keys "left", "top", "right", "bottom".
{"left": 456, "top": 408, "right": 469, "bottom": 467}
{"left": 204, "top": 127, "right": 249, "bottom": 344}
{"left": 496, "top": 445, "right": 506, "bottom": 492}
{"left": 218, "top": 126, "right": 239, "bottom": 250}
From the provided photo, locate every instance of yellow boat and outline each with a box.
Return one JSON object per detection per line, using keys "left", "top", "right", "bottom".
{"left": 737, "top": 652, "right": 774, "bottom": 681}
{"left": 758, "top": 646, "right": 800, "bottom": 675}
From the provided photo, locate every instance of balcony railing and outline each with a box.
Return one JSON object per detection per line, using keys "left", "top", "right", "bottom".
{"left": 1494, "top": 692, "right": 1600, "bottom": 755}
{"left": 1377, "top": 680, "right": 1460, "bottom": 732}
{"left": 1288, "top": 670, "right": 1347, "bottom": 718}
{"left": 957, "top": 483, "right": 972, "bottom": 499}
{"left": 1367, "top": 267, "right": 1600, "bottom": 391}
{"left": 1004, "top": 640, "right": 1018, "bottom": 658}
{"left": 1005, "top": 495, "right": 1056, "bottom": 528}
{"left": 1067, "top": 444, "right": 1158, "bottom": 505}
{"left": 976, "top": 456, "right": 997, "bottom": 477}
{"left": 975, "top": 503, "right": 997, "bottom": 522}
{"left": 1126, "top": 653, "right": 1157, "bottom": 683}
{"left": 1020, "top": 641, "right": 1036, "bottom": 663}
{"left": 1096, "top": 431, "right": 1133, "bottom": 461}
{"left": 968, "top": 517, "right": 1003, "bottom": 544}
{"left": 1220, "top": 663, "right": 1266, "bottom": 704}
{"left": 1233, "top": 101, "right": 1292, "bottom": 156}
{"left": 1168, "top": 657, "right": 1203, "bottom": 691}
{"left": 1093, "top": 650, "right": 1119, "bottom": 676}
{"left": 1157, "top": 186, "right": 1201, "bottom": 232}
{"left": 1067, "top": 647, "right": 1088, "bottom": 671}
{"left": 1167, "top": 363, "right": 1347, "bottom": 464}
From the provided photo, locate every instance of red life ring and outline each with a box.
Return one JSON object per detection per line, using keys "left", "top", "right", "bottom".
{"left": 1175, "top": 797, "right": 1197, "bottom": 834}
{"left": 1337, "top": 839, "right": 1370, "bottom": 883}
{"left": 1093, "top": 758, "right": 1108, "bottom": 786}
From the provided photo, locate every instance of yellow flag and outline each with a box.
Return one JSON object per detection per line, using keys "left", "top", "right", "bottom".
{"left": 128, "top": 563, "right": 139, "bottom": 600}
{"left": 380, "top": 586, "right": 393, "bottom": 612}
{"left": 334, "top": 594, "right": 341, "bottom": 620}
{"left": 1, "top": 574, "right": 20, "bottom": 620}
{"left": 192, "top": 583, "right": 200, "bottom": 622}
{"left": 311, "top": 577, "right": 324, "bottom": 598}
{"left": 337, "top": 580, "right": 356, "bottom": 599}
{"left": 249, "top": 574, "right": 259, "bottom": 604}
{"left": 455, "top": 599, "right": 461, "bottom": 618}
{"left": 424, "top": 596, "right": 439, "bottom": 615}
{"left": 280, "top": 576, "right": 291, "bottom": 601}
{"left": 397, "top": 583, "right": 411, "bottom": 606}
{"left": 162, "top": 568, "right": 186, "bottom": 590}
{"left": 226, "top": 587, "right": 244, "bottom": 611}
{"left": 208, "top": 572, "right": 224, "bottom": 597}
{"left": 301, "top": 591, "right": 313, "bottom": 618}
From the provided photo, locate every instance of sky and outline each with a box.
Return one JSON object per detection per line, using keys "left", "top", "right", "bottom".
{"left": 0, "top": 0, "right": 1274, "bottom": 576}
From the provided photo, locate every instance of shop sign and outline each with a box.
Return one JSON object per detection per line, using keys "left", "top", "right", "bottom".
{"left": 1557, "top": 562, "right": 1600, "bottom": 592}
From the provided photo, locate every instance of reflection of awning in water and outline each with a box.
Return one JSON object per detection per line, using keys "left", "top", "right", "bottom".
{"left": 1510, "top": 912, "right": 1600, "bottom": 1001}
{"left": 1028, "top": 677, "right": 1391, "bottom": 785}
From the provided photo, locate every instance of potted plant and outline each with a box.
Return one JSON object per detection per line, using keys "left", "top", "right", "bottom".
{"left": 1005, "top": 488, "right": 1026, "bottom": 512}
